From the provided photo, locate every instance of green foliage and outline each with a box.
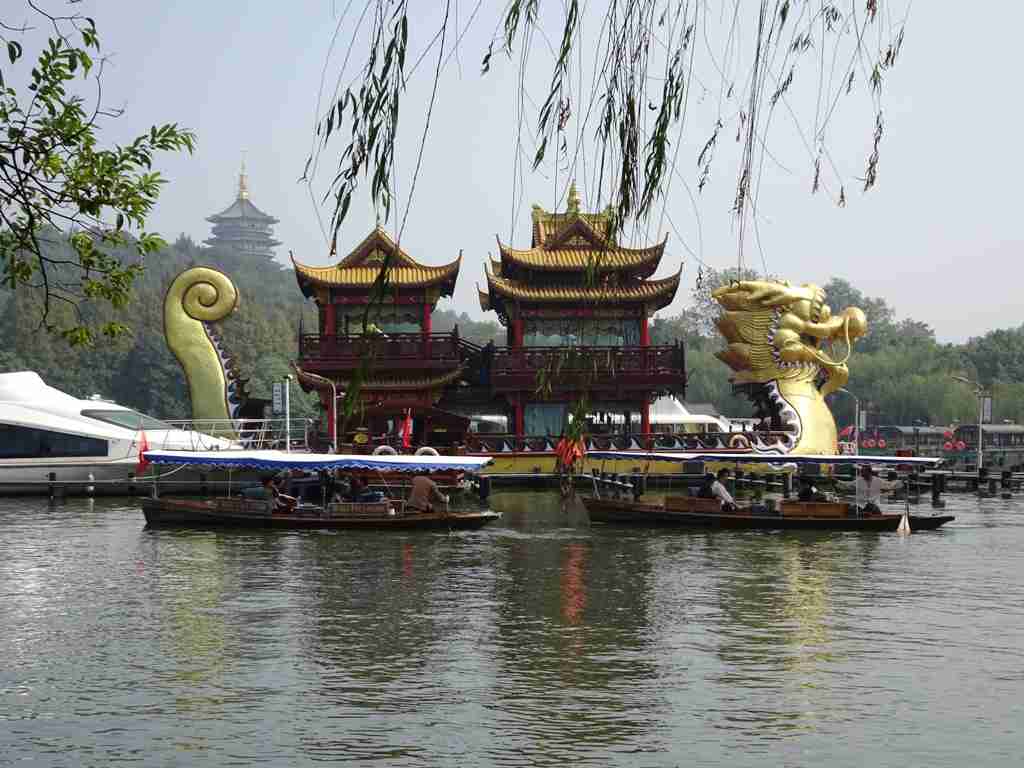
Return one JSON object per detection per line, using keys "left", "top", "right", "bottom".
{"left": 430, "top": 305, "right": 499, "bottom": 346}
{"left": 0, "top": 6, "right": 194, "bottom": 345}
{"left": 0, "top": 234, "right": 318, "bottom": 420}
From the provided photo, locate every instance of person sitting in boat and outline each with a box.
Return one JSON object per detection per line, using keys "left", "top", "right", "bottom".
{"left": 838, "top": 465, "right": 897, "bottom": 514}
{"left": 798, "top": 477, "right": 827, "bottom": 503}
{"left": 710, "top": 468, "right": 737, "bottom": 512}
{"left": 408, "top": 474, "right": 449, "bottom": 513}
{"left": 347, "top": 474, "right": 367, "bottom": 501}
{"left": 263, "top": 475, "right": 297, "bottom": 513}
{"left": 697, "top": 473, "right": 716, "bottom": 498}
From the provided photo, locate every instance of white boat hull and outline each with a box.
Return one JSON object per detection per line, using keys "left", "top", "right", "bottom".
{"left": 0, "top": 460, "right": 261, "bottom": 496}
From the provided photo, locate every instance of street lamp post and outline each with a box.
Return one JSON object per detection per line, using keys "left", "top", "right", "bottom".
{"left": 284, "top": 375, "right": 292, "bottom": 453}
{"left": 912, "top": 418, "right": 925, "bottom": 456}
{"left": 330, "top": 384, "right": 338, "bottom": 454}
{"left": 837, "top": 388, "right": 860, "bottom": 455}
{"left": 288, "top": 369, "right": 341, "bottom": 454}
{"left": 952, "top": 375, "right": 985, "bottom": 471}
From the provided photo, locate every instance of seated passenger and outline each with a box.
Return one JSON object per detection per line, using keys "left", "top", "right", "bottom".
{"left": 347, "top": 474, "right": 367, "bottom": 501}
{"left": 262, "top": 476, "right": 297, "bottom": 513}
{"left": 408, "top": 475, "right": 449, "bottom": 513}
{"left": 697, "top": 473, "right": 716, "bottom": 499}
{"left": 710, "top": 468, "right": 738, "bottom": 512}
{"left": 798, "top": 477, "right": 826, "bottom": 502}
{"left": 837, "top": 465, "right": 897, "bottom": 514}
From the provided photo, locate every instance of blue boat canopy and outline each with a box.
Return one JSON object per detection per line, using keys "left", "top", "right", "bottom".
{"left": 143, "top": 449, "right": 493, "bottom": 473}
{"left": 586, "top": 451, "right": 943, "bottom": 468}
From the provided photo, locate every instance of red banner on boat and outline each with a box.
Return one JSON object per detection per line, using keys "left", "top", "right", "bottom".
{"left": 135, "top": 429, "right": 150, "bottom": 476}
{"left": 401, "top": 409, "right": 413, "bottom": 450}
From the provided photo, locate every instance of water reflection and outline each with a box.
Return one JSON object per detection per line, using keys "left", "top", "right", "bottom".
{"left": 1, "top": 492, "right": 1024, "bottom": 766}
{"left": 705, "top": 532, "right": 887, "bottom": 740}
{"left": 479, "top": 493, "right": 673, "bottom": 763}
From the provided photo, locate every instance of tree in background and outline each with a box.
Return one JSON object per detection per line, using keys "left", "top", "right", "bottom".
{"left": 0, "top": 3, "right": 193, "bottom": 345}
{"left": 0, "top": 234, "right": 319, "bottom": 420}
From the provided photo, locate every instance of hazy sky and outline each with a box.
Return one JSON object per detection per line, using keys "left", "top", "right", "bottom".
{"left": 33, "top": 1, "right": 1021, "bottom": 342}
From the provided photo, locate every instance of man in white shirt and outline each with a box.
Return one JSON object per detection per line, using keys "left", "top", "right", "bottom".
{"left": 711, "top": 468, "right": 737, "bottom": 512}
{"left": 843, "top": 464, "right": 896, "bottom": 513}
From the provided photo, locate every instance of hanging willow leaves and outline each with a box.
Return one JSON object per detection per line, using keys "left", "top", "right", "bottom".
{"left": 306, "top": 0, "right": 409, "bottom": 238}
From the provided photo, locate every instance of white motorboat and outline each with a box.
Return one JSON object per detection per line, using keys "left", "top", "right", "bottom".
{"left": 0, "top": 371, "right": 235, "bottom": 496}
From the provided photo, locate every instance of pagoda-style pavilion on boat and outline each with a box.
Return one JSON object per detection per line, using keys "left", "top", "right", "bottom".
{"left": 292, "top": 227, "right": 465, "bottom": 446}
{"left": 477, "top": 185, "right": 686, "bottom": 439}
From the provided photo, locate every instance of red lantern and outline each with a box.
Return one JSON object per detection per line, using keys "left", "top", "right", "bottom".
{"left": 944, "top": 441, "right": 954, "bottom": 451}
{"left": 943, "top": 430, "right": 953, "bottom": 440}
{"left": 877, "top": 438, "right": 887, "bottom": 449}
{"left": 956, "top": 440, "right": 966, "bottom": 451}
{"left": 865, "top": 439, "right": 877, "bottom": 449}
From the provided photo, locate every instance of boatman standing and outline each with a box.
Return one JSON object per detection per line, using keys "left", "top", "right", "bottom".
{"left": 711, "top": 468, "right": 738, "bottom": 512}
{"left": 839, "top": 464, "right": 898, "bottom": 514}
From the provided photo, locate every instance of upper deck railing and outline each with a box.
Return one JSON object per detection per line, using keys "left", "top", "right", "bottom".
{"left": 298, "top": 332, "right": 466, "bottom": 370}
{"left": 488, "top": 343, "right": 685, "bottom": 392}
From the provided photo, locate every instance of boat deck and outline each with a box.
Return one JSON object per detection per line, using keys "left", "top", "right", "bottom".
{"left": 142, "top": 497, "right": 500, "bottom": 530}
{"left": 584, "top": 496, "right": 954, "bottom": 531}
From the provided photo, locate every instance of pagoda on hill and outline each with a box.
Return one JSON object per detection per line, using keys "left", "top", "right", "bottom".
{"left": 292, "top": 227, "right": 466, "bottom": 447}
{"left": 205, "top": 161, "right": 281, "bottom": 258}
{"left": 477, "top": 184, "right": 686, "bottom": 439}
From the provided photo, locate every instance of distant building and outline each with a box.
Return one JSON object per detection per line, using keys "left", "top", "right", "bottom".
{"left": 204, "top": 161, "right": 281, "bottom": 258}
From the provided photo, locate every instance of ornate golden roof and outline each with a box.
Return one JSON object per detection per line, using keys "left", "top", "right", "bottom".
{"left": 292, "top": 226, "right": 459, "bottom": 298}
{"left": 496, "top": 238, "right": 665, "bottom": 273}
{"left": 531, "top": 200, "right": 615, "bottom": 247}
{"left": 292, "top": 256, "right": 461, "bottom": 289}
{"left": 477, "top": 286, "right": 491, "bottom": 312}
{"left": 337, "top": 226, "right": 419, "bottom": 268}
{"left": 484, "top": 265, "right": 681, "bottom": 310}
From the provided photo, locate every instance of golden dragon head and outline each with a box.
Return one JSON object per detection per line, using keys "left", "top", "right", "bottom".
{"left": 711, "top": 279, "right": 867, "bottom": 454}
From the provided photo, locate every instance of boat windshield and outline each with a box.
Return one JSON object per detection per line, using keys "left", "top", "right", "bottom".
{"left": 81, "top": 409, "right": 173, "bottom": 431}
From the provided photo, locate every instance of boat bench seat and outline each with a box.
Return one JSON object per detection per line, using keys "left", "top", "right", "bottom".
{"left": 665, "top": 497, "right": 722, "bottom": 513}
{"left": 779, "top": 501, "right": 850, "bottom": 518}
{"left": 217, "top": 498, "right": 271, "bottom": 516}
{"left": 326, "top": 501, "right": 393, "bottom": 518}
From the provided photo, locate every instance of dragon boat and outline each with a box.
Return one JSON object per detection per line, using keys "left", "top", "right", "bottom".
{"left": 581, "top": 451, "right": 955, "bottom": 532}
{"left": 140, "top": 449, "right": 500, "bottom": 530}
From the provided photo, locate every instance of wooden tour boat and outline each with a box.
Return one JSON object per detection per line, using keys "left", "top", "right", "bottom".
{"left": 140, "top": 449, "right": 499, "bottom": 530}
{"left": 582, "top": 451, "right": 955, "bottom": 533}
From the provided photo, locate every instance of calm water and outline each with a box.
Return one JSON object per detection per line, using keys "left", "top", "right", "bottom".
{"left": 1, "top": 491, "right": 1023, "bottom": 767}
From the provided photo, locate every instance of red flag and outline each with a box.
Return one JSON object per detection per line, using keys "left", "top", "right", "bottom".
{"left": 135, "top": 428, "right": 150, "bottom": 476}
{"left": 401, "top": 409, "right": 413, "bottom": 450}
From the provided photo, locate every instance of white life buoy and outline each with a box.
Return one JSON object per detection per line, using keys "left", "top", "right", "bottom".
{"left": 729, "top": 434, "right": 751, "bottom": 450}
{"left": 414, "top": 446, "right": 439, "bottom": 456}
{"left": 372, "top": 445, "right": 397, "bottom": 456}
